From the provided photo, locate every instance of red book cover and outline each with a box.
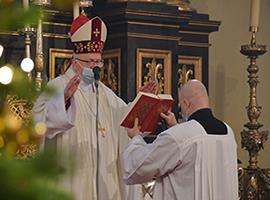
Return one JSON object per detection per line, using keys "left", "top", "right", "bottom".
{"left": 120, "top": 92, "right": 174, "bottom": 132}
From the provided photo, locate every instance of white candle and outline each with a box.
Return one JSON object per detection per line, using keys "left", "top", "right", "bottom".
{"left": 73, "top": 1, "right": 80, "bottom": 19}
{"left": 22, "top": 0, "right": 29, "bottom": 10}
{"left": 249, "top": 0, "right": 261, "bottom": 28}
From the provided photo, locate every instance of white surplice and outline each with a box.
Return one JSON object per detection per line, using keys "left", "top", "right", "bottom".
{"left": 123, "top": 120, "right": 238, "bottom": 200}
{"left": 33, "top": 67, "right": 140, "bottom": 200}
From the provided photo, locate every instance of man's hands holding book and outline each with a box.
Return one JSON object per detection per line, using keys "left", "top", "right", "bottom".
{"left": 160, "top": 111, "right": 177, "bottom": 128}
{"left": 126, "top": 111, "right": 177, "bottom": 139}
{"left": 126, "top": 118, "right": 141, "bottom": 139}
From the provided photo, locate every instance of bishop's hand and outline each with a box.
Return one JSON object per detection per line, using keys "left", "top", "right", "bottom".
{"left": 64, "top": 75, "right": 80, "bottom": 103}
{"left": 140, "top": 80, "right": 158, "bottom": 94}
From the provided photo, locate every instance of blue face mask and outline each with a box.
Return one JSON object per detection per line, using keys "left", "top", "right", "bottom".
{"left": 81, "top": 68, "right": 94, "bottom": 85}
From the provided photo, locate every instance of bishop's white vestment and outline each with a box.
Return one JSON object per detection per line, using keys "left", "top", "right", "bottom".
{"left": 33, "top": 67, "right": 140, "bottom": 200}
{"left": 123, "top": 120, "right": 238, "bottom": 200}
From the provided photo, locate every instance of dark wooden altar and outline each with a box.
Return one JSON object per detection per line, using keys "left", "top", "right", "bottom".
{"left": 0, "top": 1, "right": 220, "bottom": 137}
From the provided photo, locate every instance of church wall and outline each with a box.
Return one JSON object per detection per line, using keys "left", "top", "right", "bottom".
{"left": 191, "top": 0, "right": 270, "bottom": 168}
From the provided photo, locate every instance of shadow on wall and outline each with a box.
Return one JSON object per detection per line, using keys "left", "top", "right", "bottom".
{"left": 211, "top": 64, "right": 239, "bottom": 120}
{"left": 212, "top": 64, "right": 225, "bottom": 118}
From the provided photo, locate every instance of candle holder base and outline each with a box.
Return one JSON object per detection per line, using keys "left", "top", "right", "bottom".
{"left": 239, "top": 167, "right": 270, "bottom": 200}
{"left": 18, "top": 27, "right": 36, "bottom": 36}
{"left": 241, "top": 44, "right": 267, "bottom": 57}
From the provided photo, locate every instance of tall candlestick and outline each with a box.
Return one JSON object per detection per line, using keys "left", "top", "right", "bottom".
{"left": 249, "top": 0, "right": 261, "bottom": 30}
{"left": 73, "top": 1, "right": 80, "bottom": 19}
{"left": 22, "top": 0, "right": 29, "bottom": 10}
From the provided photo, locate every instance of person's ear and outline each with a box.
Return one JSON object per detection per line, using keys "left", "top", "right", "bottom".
{"left": 183, "top": 98, "right": 190, "bottom": 109}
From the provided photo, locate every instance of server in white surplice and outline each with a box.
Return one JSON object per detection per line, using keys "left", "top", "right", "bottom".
{"left": 123, "top": 80, "right": 238, "bottom": 200}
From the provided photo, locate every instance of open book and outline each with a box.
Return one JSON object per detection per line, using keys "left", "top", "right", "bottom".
{"left": 120, "top": 92, "right": 174, "bottom": 132}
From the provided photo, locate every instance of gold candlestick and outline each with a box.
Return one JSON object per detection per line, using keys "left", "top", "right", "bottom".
{"left": 32, "top": 0, "right": 51, "bottom": 91}
{"left": 238, "top": 31, "right": 270, "bottom": 200}
{"left": 18, "top": 26, "right": 36, "bottom": 80}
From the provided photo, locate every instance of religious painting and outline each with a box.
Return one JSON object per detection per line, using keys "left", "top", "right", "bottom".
{"left": 102, "top": 48, "right": 121, "bottom": 95}
{"left": 137, "top": 48, "right": 172, "bottom": 94}
{"left": 49, "top": 48, "right": 73, "bottom": 80}
{"left": 177, "top": 55, "right": 202, "bottom": 87}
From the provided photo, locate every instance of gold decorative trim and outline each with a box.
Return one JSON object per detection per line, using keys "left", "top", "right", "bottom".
{"left": 178, "top": 41, "right": 211, "bottom": 47}
{"left": 137, "top": 48, "right": 172, "bottom": 94}
{"left": 43, "top": 33, "right": 69, "bottom": 39}
{"left": 0, "top": 31, "right": 19, "bottom": 36}
{"left": 128, "top": 21, "right": 179, "bottom": 28}
{"left": 44, "top": 9, "right": 72, "bottom": 17}
{"left": 126, "top": 9, "right": 189, "bottom": 19}
{"left": 128, "top": 32, "right": 180, "bottom": 41}
{"left": 125, "top": 9, "right": 189, "bottom": 20}
{"left": 102, "top": 48, "right": 121, "bottom": 95}
{"left": 49, "top": 48, "right": 73, "bottom": 80}
{"left": 178, "top": 55, "right": 202, "bottom": 81}
{"left": 0, "top": 31, "right": 69, "bottom": 39}
{"left": 179, "top": 30, "right": 210, "bottom": 35}
{"left": 43, "top": 21, "right": 71, "bottom": 27}
{"left": 189, "top": 21, "right": 221, "bottom": 27}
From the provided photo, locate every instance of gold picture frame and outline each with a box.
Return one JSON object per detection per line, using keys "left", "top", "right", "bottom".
{"left": 137, "top": 48, "right": 172, "bottom": 94}
{"left": 178, "top": 55, "right": 202, "bottom": 82}
{"left": 49, "top": 48, "right": 73, "bottom": 80}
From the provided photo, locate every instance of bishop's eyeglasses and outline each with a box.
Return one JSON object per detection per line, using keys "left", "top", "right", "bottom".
{"left": 74, "top": 57, "right": 104, "bottom": 67}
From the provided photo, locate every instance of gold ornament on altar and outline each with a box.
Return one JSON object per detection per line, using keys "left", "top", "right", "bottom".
{"left": 7, "top": 96, "right": 32, "bottom": 123}
{"left": 0, "top": 96, "right": 41, "bottom": 159}
{"left": 177, "top": 65, "right": 193, "bottom": 88}
{"left": 101, "top": 59, "right": 118, "bottom": 93}
{"left": 16, "top": 143, "right": 37, "bottom": 160}
{"left": 143, "top": 58, "right": 164, "bottom": 94}
{"left": 166, "top": 0, "right": 196, "bottom": 12}
{"left": 177, "top": 65, "right": 193, "bottom": 123}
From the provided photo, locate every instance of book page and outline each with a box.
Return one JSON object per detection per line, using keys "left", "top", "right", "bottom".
{"left": 157, "top": 94, "right": 173, "bottom": 100}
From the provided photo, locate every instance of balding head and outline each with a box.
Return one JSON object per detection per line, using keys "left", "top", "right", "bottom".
{"left": 178, "top": 80, "right": 209, "bottom": 119}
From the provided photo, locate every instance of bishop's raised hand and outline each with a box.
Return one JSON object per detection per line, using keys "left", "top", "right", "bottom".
{"left": 140, "top": 80, "right": 158, "bottom": 94}
{"left": 64, "top": 74, "right": 80, "bottom": 102}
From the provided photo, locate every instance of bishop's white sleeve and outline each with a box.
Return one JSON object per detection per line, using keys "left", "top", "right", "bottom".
{"left": 123, "top": 132, "right": 182, "bottom": 185}
{"left": 33, "top": 81, "right": 76, "bottom": 139}
{"left": 44, "top": 91, "right": 75, "bottom": 138}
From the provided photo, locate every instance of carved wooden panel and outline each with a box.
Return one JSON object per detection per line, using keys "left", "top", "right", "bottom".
{"left": 137, "top": 48, "right": 172, "bottom": 94}
{"left": 177, "top": 55, "right": 202, "bottom": 87}
{"left": 102, "top": 48, "right": 121, "bottom": 95}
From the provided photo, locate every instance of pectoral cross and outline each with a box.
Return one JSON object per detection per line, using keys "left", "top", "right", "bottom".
{"left": 98, "top": 127, "right": 106, "bottom": 137}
